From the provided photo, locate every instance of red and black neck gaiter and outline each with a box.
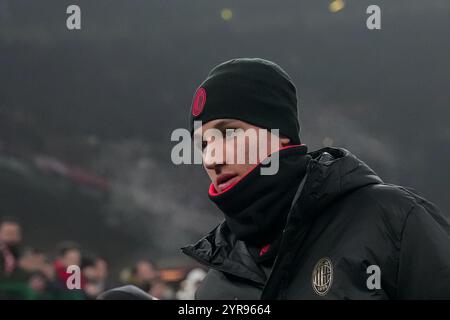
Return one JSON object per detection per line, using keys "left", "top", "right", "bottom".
{"left": 208, "top": 145, "right": 311, "bottom": 246}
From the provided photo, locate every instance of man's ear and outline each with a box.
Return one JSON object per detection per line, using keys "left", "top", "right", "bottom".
{"left": 280, "top": 135, "right": 291, "bottom": 147}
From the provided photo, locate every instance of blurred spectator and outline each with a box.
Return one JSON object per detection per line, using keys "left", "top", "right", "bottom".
{"left": 0, "top": 217, "right": 22, "bottom": 277}
{"left": 17, "top": 248, "right": 59, "bottom": 299}
{"left": 118, "top": 259, "right": 189, "bottom": 298}
{"left": 0, "top": 220, "right": 203, "bottom": 300}
{"left": 81, "top": 255, "right": 108, "bottom": 299}
{"left": 0, "top": 217, "right": 29, "bottom": 299}
{"left": 27, "top": 271, "right": 55, "bottom": 299}
{"left": 53, "top": 241, "right": 85, "bottom": 299}
{"left": 95, "top": 258, "right": 108, "bottom": 283}
{"left": 125, "top": 259, "right": 157, "bottom": 292}
{"left": 19, "top": 247, "right": 54, "bottom": 278}
{"left": 54, "top": 241, "right": 81, "bottom": 283}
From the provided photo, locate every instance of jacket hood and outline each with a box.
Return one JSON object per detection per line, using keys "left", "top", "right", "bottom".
{"left": 181, "top": 147, "right": 383, "bottom": 283}
{"left": 298, "top": 147, "right": 383, "bottom": 220}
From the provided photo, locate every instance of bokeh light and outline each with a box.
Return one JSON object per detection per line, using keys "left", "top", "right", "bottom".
{"left": 221, "top": 8, "right": 233, "bottom": 21}
{"left": 329, "top": 0, "right": 345, "bottom": 13}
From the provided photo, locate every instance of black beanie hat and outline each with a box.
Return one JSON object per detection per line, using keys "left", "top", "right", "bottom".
{"left": 189, "top": 58, "right": 301, "bottom": 144}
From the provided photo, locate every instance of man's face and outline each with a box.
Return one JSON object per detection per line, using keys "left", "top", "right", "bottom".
{"left": 135, "top": 261, "right": 156, "bottom": 282}
{"left": 95, "top": 259, "right": 108, "bottom": 280}
{"left": 0, "top": 222, "right": 22, "bottom": 246}
{"left": 194, "top": 119, "right": 290, "bottom": 193}
{"left": 62, "top": 249, "right": 81, "bottom": 267}
{"left": 19, "top": 250, "right": 46, "bottom": 271}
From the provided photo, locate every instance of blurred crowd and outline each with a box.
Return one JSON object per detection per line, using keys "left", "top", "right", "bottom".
{"left": 0, "top": 216, "right": 206, "bottom": 300}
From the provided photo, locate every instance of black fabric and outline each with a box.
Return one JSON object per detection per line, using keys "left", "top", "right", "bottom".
{"left": 182, "top": 147, "right": 450, "bottom": 299}
{"left": 189, "top": 58, "right": 301, "bottom": 144}
{"left": 208, "top": 145, "right": 310, "bottom": 246}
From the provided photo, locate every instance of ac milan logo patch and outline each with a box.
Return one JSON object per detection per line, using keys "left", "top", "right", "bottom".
{"left": 312, "top": 257, "right": 333, "bottom": 296}
{"left": 192, "top": 87, "right": 206, "bottom": 117}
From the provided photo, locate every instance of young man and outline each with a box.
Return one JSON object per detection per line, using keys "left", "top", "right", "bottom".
{"left": 181, "top": 58, "right": 450, "bottom": 299}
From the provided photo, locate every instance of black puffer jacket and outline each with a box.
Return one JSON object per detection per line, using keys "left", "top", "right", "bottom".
{"left": 182, "top": 147, "right": 450, "bottom": 299}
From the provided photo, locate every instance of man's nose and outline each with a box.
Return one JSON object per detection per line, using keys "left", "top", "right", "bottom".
{"left": 203, "top": 141, "right": 226, "bottom": 169}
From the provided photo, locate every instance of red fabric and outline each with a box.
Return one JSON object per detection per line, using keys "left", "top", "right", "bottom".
{"left": 259, "top": 244, "right": 271, "bottom": 257}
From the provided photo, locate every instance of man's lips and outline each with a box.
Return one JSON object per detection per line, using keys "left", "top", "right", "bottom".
{"left": 216, "top": 173, "right": 239, "bottom": 192}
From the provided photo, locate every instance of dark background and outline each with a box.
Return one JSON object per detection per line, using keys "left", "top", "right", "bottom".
{"left": 0, "top": 0, "right": 449, "bottom": 278}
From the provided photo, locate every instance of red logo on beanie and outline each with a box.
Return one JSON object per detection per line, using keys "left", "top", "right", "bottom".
{"left": 192, "top": 87, "right": 206, "bottom": 117}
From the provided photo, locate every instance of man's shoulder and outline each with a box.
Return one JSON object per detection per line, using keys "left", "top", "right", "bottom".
{"left": 341, "top": 182, "right": 440, "bottom": 230}
{"left": 355, "top": 182, "right": 430, "bottom": 209}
